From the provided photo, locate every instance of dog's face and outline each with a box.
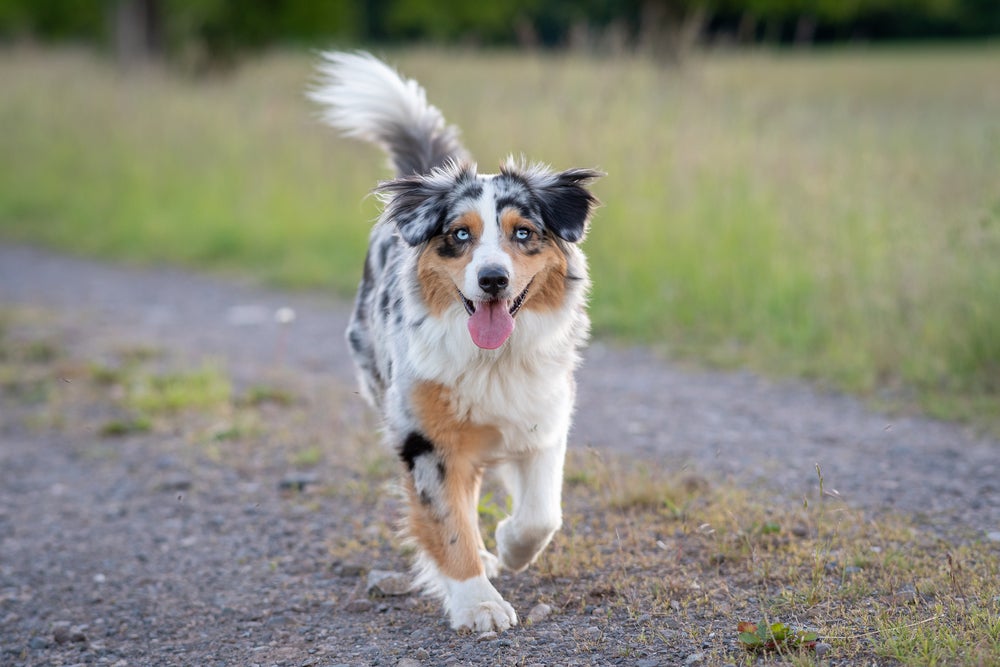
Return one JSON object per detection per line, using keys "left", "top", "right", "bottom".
{"left": 379, "top": 160, "right": 601, "bottom": 349}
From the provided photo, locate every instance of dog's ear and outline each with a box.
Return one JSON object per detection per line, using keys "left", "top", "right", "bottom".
{"left": 533, "top": 168, "right": 603, "bottom": 243}
{"left": 377, "top": 163, "right": 477, "bottom": 246}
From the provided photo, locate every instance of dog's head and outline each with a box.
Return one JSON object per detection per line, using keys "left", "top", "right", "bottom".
{"left": 378, "top": 159, "right": 602, "bottom": 350}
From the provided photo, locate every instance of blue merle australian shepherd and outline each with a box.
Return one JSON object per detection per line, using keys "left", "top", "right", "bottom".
{"left": 311, "top": 52, "right": 602, "bottom": 633}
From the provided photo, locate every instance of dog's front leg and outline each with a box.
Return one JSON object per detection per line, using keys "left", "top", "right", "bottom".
{"left": 403, "top": 432, "right": 518, "bottom": 632}
{"left": 495, "top": 441, "right": 565, "bottom": 573}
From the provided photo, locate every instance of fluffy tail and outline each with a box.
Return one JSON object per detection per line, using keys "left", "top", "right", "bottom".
{"left": 310, "top": 51, "right": 469, "bottom": 177}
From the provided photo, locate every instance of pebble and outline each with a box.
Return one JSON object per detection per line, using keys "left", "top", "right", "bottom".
{"left": 987, "top": 531, "right": 1000, "bottom": 542}
{"left": 890, "top": 584, "right": 918, "bottom": 605}
{"left": 477, "top": 631, "right": 498, "bottom": 642}
{"left": 636, "top": 659, "right": 661, "bottom": 667}
{"left": 29, "top": 636, "right": 49, "bottom": 650}
{"left": 413, "top": 648, "right": 430, "bottom": 660}
{"left": 53, "top": 621, "right": 72, "bottom": 644}
{"left": 583, "top": 626, "right": 601, "bottom": 638}
{"left": 396, "top": 659, "right": 422, "bottom": 667}
{"left": 684, "top": 653, "right": 704, "bottom": 664}
{"left": 526, "top": 602, "right": 552, "bottom": 624}
{"left": 815, "top": 641, "right": 832, "bottom": 657}
{"left": 366, "top": 570, "right": 411, "bottom": 597}
{"left": 157, "top": 473, "right": 193, "bottom": 492}
{"left": 52, "top": 622, "right": 87, "bottom": 644}
{"left": 334, "top": 563, "right": 366, "bottom": 577}
{"left": 344, "top": 598, "right": 374, "bottom": 613}
{"left": 278, "top": 473, "right": 319, "bottom": 493}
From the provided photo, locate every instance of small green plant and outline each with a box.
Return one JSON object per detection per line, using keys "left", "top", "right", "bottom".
{"left": 737, "top": 620, "right": 819, "bottom": 653}
{"left": 239, "top": 384, "right": 296, "bottom": 407}
{"left": 99, "top": 416, "right": 152, "bottom": 437}
{"left": 291, "top": 445, "right": 324, "bottom": 467}
{"left": 126, "top": 365, "right": 231, "bottom": 414}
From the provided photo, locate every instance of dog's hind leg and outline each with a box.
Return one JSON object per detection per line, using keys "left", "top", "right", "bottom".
{"left": 401, "top": 431, "right": 517, "bottom": 632}
{"left": 495, "top": 441, "right": 566, "bottom": 573}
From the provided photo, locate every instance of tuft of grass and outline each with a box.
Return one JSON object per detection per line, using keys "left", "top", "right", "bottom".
{"left": 290, "top": 445, "right": 324, "bottom": 468}
{"left": 124, "top": 365, "right": 231, "bottom": 415}
{"left": 99, "top": 415, "right": 152, "bottom": 437}
{"left": 238, "top": 384, "right": 297, "bottom": 407}
{"left": 1, "top": 47, "right": 999, "bottom": 427}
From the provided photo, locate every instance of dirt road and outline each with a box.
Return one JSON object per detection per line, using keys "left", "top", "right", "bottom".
{"left": 1, "top": 244, "right": 996, "bottom": 666}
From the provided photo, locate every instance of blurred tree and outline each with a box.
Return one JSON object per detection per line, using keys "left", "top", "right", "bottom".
{"left": 1, "top": 0, "right": 998, "bottom": 57}
{"left": 384, "top": 0, "right": 535, "bottom": 43}
{"left": 113, "top": 0, "right": 163, "bottom": 64}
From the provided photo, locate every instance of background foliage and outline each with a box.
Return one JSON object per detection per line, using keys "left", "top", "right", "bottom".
{"left": 1, "top": 0, "right": 998, "bottom": 62}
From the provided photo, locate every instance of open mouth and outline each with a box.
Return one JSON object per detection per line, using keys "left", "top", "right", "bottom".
{"left": 459, "top": 280, "right": 533, "bottom": 350}
{"left": 460, "top": 280, "right": 532, "bottom": 318}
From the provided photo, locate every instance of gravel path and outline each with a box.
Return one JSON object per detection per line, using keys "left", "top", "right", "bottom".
{"left": 1, "top": 244, "right": 997, "bottom": 666}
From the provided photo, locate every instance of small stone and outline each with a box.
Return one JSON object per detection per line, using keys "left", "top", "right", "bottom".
{"left": 987, "top": 531, "right": 1000, "bottom": 543}
{"left": 814, "top": 642, "right": 832, "bottom": 657}
{"left": 636, "top": 659, "right": 661, "bottom": 667}
{"left": 366, "top": 570, "right": 411, "bottom": 597}
{"left": 344, "top": 598, "right": 374, "bottom": 613}
{"left": 278, "top": 473, "right": 319, "bottom": 493}
{"left": 526, "top": 603, "right": 552, "bottom": 624}
{"left": 335, "top": 563, "right": 365, "bottom": 577}
{"left": 157, "top": 474, "right": 192, "bottom": 492}
{"left": 70, "top": 625, "right": 87, "bottom": 642}
{"left": 414, "top": 648, "right": 430, "bottom": 661}
{"left": 29, "top": 636, "right": 49, "bottom": 650}
{"left": 397, "top": 659, "right": 422, "bottom": 667}
{"left": 53, "top": 621, "right": 72, "bottom": 644}
{"left": 684, "top": 653, "right": 704, "bottom": 665}
{"left": 583, "top": 626, "right": 601, "bottom": 638}
{"left": 477, "top": 631, "right": 498, "bottom": 642}
{"left": 890, "top": 584, "right": 918, "bottom": 605}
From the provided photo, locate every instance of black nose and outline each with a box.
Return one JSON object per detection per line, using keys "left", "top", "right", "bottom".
{"left": 478, "top": 265, "right": 509, "bottom": 296}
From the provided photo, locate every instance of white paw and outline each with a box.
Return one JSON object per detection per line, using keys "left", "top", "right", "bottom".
{"left": 445, "top": 574, "right": 518, "bottom": 633}
{"left": 480, "top": 549, "right": 500, "bottom": 579}
{"left": 496, "top": 516, "right": 558, "bottom": 574}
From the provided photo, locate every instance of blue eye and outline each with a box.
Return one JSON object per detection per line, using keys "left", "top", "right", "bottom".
{"left": 454, "top": 229, "right": 471, "bottom": 242}
{"left": 515, "top": 228, "right": 532, "bottom": 241}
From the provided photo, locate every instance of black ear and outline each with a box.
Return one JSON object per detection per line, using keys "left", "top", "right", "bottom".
{"left": 376, "top": 163, "right": 477, "bottom": 246}
{"left": 533, "top": 168, "right": 603, "bottom": 243}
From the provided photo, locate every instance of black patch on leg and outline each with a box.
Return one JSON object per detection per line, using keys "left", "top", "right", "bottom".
{"left": 400, "top": 432, "right": 434, "bottom": 471}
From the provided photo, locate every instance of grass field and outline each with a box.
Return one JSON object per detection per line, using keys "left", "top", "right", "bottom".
{"left": 1, "top": 45, "right": 998, "bottom": 426}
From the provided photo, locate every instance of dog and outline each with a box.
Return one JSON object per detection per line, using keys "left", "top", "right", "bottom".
{"left": 311, "top": 52, "right": 602, "bottom": 632}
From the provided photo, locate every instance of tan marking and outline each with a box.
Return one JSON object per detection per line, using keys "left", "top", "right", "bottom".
{"left": 500, "top": 209, "right": 569, "bottom": 313}
{"left": 416, "top": 210, "right": 482, "bottom": 317}
{"left": 406, "top": 381, "right": 500, "bottom": 581}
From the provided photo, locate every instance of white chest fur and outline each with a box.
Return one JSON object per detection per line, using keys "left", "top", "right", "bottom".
{"left": 405, "top": 305, "right": 583, "bottom": 455}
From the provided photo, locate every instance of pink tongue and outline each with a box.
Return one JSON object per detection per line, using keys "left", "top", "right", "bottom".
{"left": 467, "top": 300, "right": 514, "bottom": 349}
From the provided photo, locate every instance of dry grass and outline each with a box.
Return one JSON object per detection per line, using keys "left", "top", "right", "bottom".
{"left": 535, "top": 449, "right": 1000, "bottom": 665}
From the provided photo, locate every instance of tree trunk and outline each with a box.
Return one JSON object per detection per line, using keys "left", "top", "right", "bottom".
{"left": 113, "top": 0, "right": 163, "bottom": 66}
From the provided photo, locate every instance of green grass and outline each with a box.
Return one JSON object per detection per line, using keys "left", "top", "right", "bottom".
{"left": 1, "top": 45, "right": 998, "bottom": 425}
